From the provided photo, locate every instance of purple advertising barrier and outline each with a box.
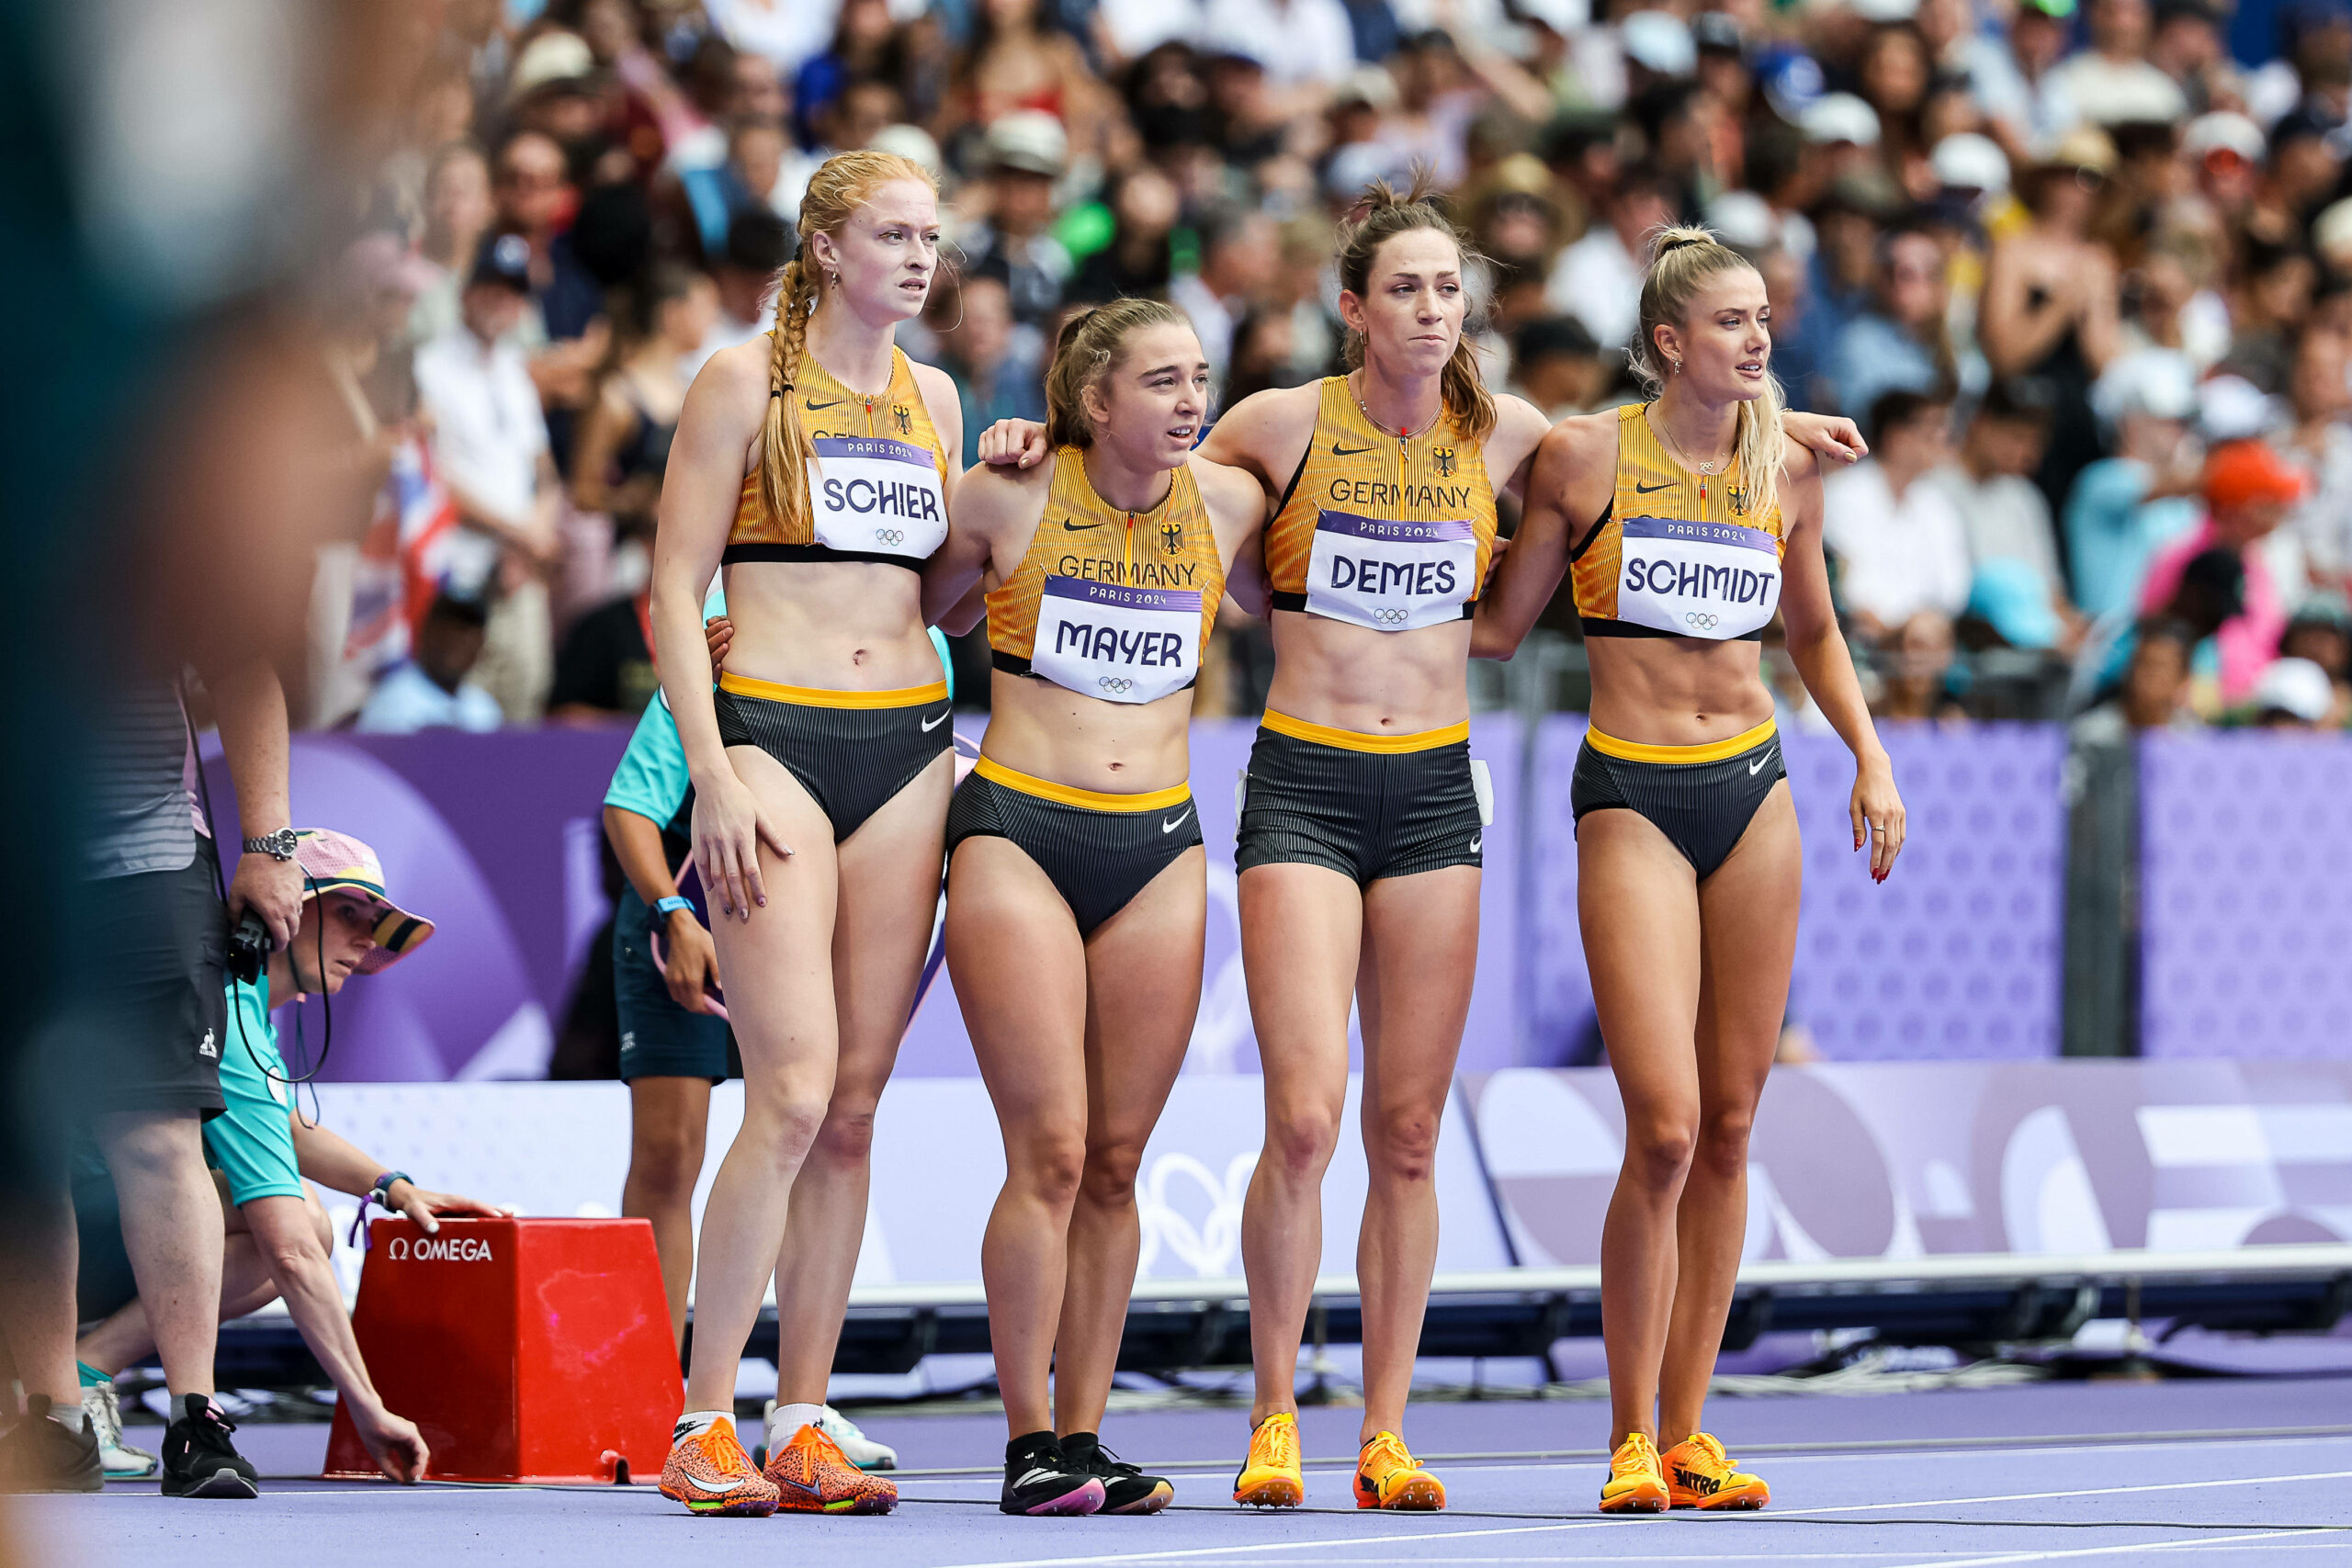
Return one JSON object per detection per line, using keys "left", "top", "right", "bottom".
{"left": 1522, "top": 717, "right": 2064, "bottom": 1065}
{"left": 900, "top": 714, "right": 1525, "bottom": 1076}
{"left": 1467, "top": 1059, "right": 2352, "bottom": 1267}
{"left": 2141, "top": 731, "right": 2352, "bottom": 1059}
{"left": 201, "top": 728, "right": 631, "bottom": 1080}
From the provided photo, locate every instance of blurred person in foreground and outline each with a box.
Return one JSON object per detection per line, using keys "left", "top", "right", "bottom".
{"left": 2134, "top": 439, "right": 2306, "bottom": 705}
{"left": 356, "top": 593, "right": 504, "bottom": 734}
{"left": 413, "top": 234, "right": 565, "bottom": 722}
{"left": 4, "top": 671, "right": 300, "bottom": 1497}
{"left": 70, "top": 831, "right": 505, "bottom": 1484}
{"left": 1823, "top": 389, "right": 1972, "bottom": 649}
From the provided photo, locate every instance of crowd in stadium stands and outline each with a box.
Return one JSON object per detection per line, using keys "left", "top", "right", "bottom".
{"left": 312, "top": 0, "right": 2352, "bottom": 739}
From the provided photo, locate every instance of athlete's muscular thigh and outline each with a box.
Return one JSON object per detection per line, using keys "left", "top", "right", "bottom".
{"left": 1694, "top": 782, "right": 1799, "bottom": 1106}
{"left": 831, "top": 750, "right": 953, "bottom": 1090}
{"left": 710, "top": 745, "right": 842, "bottom": 1080}
{"left": 1082, "top": 846, "right": 1206, "bottom": 1156}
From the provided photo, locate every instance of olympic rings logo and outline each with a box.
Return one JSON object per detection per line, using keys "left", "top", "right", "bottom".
{"left": 1685, "top": 612, "right": 1720, "bottom": 630}
{"left": 1099, "top": 676, "right": 1134, "bottom": 694}
{"left": 874, "top": 528, "right": 907, "bottom": 547}
{"left": 1372, "top": 607, "right": 1411, "bottom": 626}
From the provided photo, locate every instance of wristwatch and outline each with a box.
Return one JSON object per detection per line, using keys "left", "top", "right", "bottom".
{"left": 243, "top": 829, "right": 299, "bottom": 862}
{"left": 654, "top": 895, "right": 695, "bottom": 921}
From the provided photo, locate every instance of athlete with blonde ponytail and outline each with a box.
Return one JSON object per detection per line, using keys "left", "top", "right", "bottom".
{"left": 923, "top": 299, "right": 1268, "bottom": 1517}
{"left": 1193, "top": 182, "right": 1866, "bottom": 1513}
{"left": 647, "top": 148, "right": 1038, "bottom": 1518}
{"left": 1478, "top": 226, "right": 1904, "bottom": 1513}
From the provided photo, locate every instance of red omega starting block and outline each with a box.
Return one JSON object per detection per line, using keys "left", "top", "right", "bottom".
{"left": 324, "top": 1216, "right": 681, "bottom": 1483}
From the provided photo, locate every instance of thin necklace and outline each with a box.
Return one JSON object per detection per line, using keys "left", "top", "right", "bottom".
{"left": 1646, "top": 404, "right": 1733, "bottom": 502}
{"left": 1349, "top": 370, "right": 1441, "bottom": 453}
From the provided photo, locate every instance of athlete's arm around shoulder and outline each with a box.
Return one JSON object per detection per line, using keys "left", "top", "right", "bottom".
{"left": 1481, "top": 392, "right": 1555, "bottom": 502}
{"left": 1472, "top": 411, "right": 1614, "bottom": 660}
{"left": 651, "top": 341, "right": 766, "bottom": 761}
{"left": 924, "top": 449, "right": 1050, "bottom": 631}
{"left": 1190, "top": 449, "right": 1272, "bottom": 616}
{"left": 1197, "top": 381, "right": 1321, "bottom": 494}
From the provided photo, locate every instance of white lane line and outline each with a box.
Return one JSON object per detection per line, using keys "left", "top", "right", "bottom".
{"left": 1796, "top": 1468, "right": 2352, "bottom": 1516}
{"left": 924, "top": 1518, "right": 1618, "bottom": 1568}
{"left": 1889, "top": 1527, "right": 2343, "bottom": 1568}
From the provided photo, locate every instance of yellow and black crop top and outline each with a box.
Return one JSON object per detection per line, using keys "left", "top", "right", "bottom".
{"left": 1568, "top": 403, "right": 1786, "bottom": 642}
{"left": 1264, "top": 377, "right": 1498, "bottom": 632}
{"left": 725, "top": 345, "right": 951, "bottom": 570}
{"left": 985, "top": 447, "right": 1225, "bottom": 706}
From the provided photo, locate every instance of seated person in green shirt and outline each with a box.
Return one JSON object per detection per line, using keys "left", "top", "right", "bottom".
{"left": 72, "top": 829, "right": 506, "bottom": 1484}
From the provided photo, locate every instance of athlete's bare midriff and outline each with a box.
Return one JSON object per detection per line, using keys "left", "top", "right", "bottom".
{"left": 980, "top": 670, "right": 1193, "bottom": 795}
{"left": 718, "top": 558, "right": 941, "bottom": 692}
{"left": 1585, "top": 637, "right": 1776, "bottom": 747}
{"left": 1262, "top": 611, "right": 1473, "bottom": 736}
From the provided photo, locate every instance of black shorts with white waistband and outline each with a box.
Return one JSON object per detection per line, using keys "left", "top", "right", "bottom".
{"left": 1570, "top": 719, "right": 1785, "bottom": 880}
{"left": 714, "top": 673, "right": 953, "bottom": 841}
{"left": 1234, "top": 711, "right": 1484, "bottom": 886}
{"left": 945, "top": 759, "right": 1204, "bottom": 937}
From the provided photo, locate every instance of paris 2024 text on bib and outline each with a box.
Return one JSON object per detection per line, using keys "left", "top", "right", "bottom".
{"left": 1303, "top": 509, "right": 1476, "bottom": 631}
{"left": 1613, "top": 515, "right": 1781, "bottom": 639}
{"left": 1031, "top": 577, "right": 1203, "bottom": 704}
{"left": 809, "top": 434, "right": 948, "bottom": 559}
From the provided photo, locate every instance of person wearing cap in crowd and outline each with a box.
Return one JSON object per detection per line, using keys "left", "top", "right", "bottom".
{"left": 2069, "top": 349, "right": 2206, "bottom": 615}
{"left": 960, "top": 111, "right": 1075, "bottom": 333}
{"left": 68, "top": 830, "right": 505, "bottom": 1488}
{"left": 2246, "top": 654, "right": 2342, "bottom": 726}
{"left": 1983, "top": 124, "right": 2122, "bottom": 520}
{"left": 509, "top": 28, "right": 606, "bottom": 145}
{"left": 411, "top": 231, "right": 565, "bottom": 723}
{"left": 2135, "top": 438, "right": 2308, "bottom": 703}
{"left": 2278, "top": 596, "right": 2352, "bottom": 710}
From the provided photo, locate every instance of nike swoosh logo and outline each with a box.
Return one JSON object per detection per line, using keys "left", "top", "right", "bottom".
{"left": 1062, "top": 519, "right": 1104, "bottom": 531}
{"left": 1749, "top": 749, "right": 1775, "bottom": 775}
{"left": 1634, "top": 480, "right": 1675, "bottom": 494}
{"left": 804, "top": 399, "right": 842, "bottom": 410}
{"left": 922, "top": 710, "right": 949, "bottom": 732}
{"left": 1332, "top": 443, "right": 1374, "bottom": 457}
{"left": 691, "top": 1472, "right": 757, "bottom": 1493}
{"left": 1469, "top": 835, "right": 1482, "bottom": 854}
{"left": 1162, "top": 808, "right": 1192, "bottom": 834}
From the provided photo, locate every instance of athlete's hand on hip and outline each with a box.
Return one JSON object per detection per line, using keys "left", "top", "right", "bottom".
{"left": 354, "top": 1404, "right": 431, "bottom": 1484}
{"left": 704, "top": 615, "right": 734, "bottom": 674}
{"left": 385, "top": 1179, "right": 514, "bottom": 1235}
{"left": 229, "top": 852, "right": 304, "bottom": 951}
{"left": 1785, "top": 412, "right": 1868, "bottom": 465}
{"left": 694, "top": 771, "right": 793, "bottom": 919}
{"left": 662, "top": 912, "right": 722, "bottom": 1013}
{"left": 1849, "top": 752, "right": 1905, "bottom": 883}
{"left": 978, "top": 418, "right": 1049, "bottom": 468}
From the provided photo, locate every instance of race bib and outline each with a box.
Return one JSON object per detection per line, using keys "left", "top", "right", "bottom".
{"left": 809, "top": 435, "right": 947, "bottom": 560}
{"left": 1615, "top": 515, "right": 1781, "bottom": 639}
{"left": 1303, "top": 510, "right": 1476, "bottom": 632}
{"left": 1031, "top": 577, "right": 1203, "bottom": 705}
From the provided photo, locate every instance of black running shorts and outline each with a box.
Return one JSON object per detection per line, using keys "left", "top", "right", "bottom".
{"left": 1570, "top": 719, "right": 1785, "bottom": 880}
{"left": 713, "top": 673, "right": 953, "bottom": 841}
{"left": 946, "top": 759, "right": 1204, "bottom": 936}
{"left": 1234, "top": 711, "right": 1485, "bottom": 886}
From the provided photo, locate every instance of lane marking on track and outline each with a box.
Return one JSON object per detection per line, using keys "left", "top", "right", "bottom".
{"left": 1888, "top": 1526, "right": 2349, "bottom": 1568}
{"left": 924, "top": 1518, "right": 1620, "bottom": 1568}
{"left": 1792, "top": 1468, "right": 2352, "bottom": 1516}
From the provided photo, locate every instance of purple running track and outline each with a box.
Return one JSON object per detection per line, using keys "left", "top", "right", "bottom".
{"left": 28, "top": 1377, "right": 2351, "bottom": 1568}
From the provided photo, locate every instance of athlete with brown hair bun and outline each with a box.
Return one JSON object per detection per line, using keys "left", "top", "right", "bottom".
{"left": 1477, "top": 225, "right": 1905, "bottom": 1514}
{"left": 924, "top": 299, "right": 1269, "bottom": 1517}
{"left": 1194, "top": 180, "right": 1867, "bottom": 1513}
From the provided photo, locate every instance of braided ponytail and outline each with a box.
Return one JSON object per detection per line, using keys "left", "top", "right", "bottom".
{"left": 751, "top": 149, "right": 937, "bottom": 539}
